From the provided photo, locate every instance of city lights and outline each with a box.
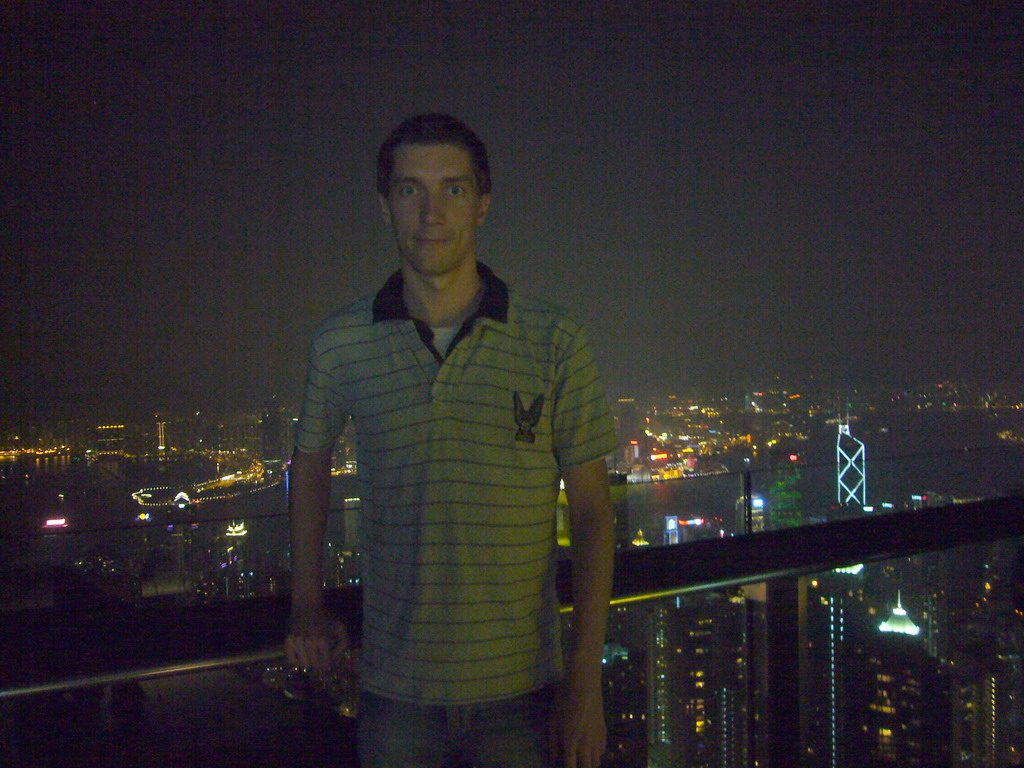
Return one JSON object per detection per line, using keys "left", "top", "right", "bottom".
{"left": 3, "top": 381, "right": 1024, "bottom": 764}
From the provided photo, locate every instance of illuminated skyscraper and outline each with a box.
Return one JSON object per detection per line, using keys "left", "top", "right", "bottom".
{"left": 948, "top": 541, "right": 1024, "bottom": 763}
{"left": 602, "top": 637, "right": 648, "bottom": 767}
{"left": 664, "top": 516, "right": 679, "bottom": 545}
{"left": 846, "top": 594, "right": 950, "bottom": 765}
{"left": 93, "top": 423, "right": 125, "bottom": 454}
{"left": 836, "top": 422, "right": 866, "bottom": 509}
{"left": 614, "top": 397, "right": 643, "bottom": 446}
{"left": 647, "top": 593, "right": 750, "bottom": 768}
{"left": 803, "top": 567, "right": 865, "bottom": 768}
{"left": 259, "top": 401, "right": 285, "bottom": 462}
{"left": 768, "top": 450, "right": 803, "bottom": 529}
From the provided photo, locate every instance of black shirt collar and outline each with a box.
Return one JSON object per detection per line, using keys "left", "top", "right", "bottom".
{"left": 372, "top": 262, "right": 509, "bottom": 324}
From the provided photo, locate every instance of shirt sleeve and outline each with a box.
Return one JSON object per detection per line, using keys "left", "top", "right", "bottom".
{"left": 550, "top": 320, "right": 619, "bottom": 469}
{"left": 294, "top": 334, "right": 349, "bottom": 453}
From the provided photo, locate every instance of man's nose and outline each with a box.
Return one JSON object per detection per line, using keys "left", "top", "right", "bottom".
{"left": 421, "top": 192, "right": 445, "bottom": 223}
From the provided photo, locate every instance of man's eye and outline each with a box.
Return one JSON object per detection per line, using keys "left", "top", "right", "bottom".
{"left": 396, "top": 185, "right": 418, "bottom": 198}
{"left": 447, "top": 185, "right": 465, "bottom": 196}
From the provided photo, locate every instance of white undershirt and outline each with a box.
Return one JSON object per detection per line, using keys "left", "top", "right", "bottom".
{"left": 427, "top": 286, "right": 482, "bottom": 358}
{"left": 430, "top": 325, "right": 460, "bottom": 358}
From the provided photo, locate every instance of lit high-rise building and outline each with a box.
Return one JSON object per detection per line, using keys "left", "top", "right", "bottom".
{"left": 836, "top": 422, "right": 866, "bottom": 511}
{"left": 845, "top": 594, "right": 950, "bottom": 765}
{"left": 94, "top": 423, "right": 126, "bottom": 454}
{"left": 259, "top": 401, "right": 285, "bottom": 462}
{"left": 647, "top": 592, "right": 750, "bottom": 768}
{"left": 803, "top": 567, "right": 865, "bottom": 768}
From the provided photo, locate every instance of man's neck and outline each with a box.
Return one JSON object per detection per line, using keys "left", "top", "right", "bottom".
{"left": 402, "top": 261, "right": 483, "bottom": 327}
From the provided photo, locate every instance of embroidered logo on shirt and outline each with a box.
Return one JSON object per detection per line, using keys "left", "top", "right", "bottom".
{"left": 513, "top": 392, "right": 544, "bottom": 444}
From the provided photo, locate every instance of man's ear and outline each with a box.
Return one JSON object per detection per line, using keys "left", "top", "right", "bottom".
{"left": 475, "top": 193, "right": 492, "bottom": 226}
{"left": 379, "top": 195, "right": 392, "bottom": 226}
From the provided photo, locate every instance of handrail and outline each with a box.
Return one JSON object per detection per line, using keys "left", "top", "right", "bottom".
{"left": 589, "top": 493, "right": 1024, "bottom": 603}
{"left": 2, "top": 494, "right": 1023, "bottom": 701}
{"left": 0, "top": 648, "right": 285, "bottom": 700}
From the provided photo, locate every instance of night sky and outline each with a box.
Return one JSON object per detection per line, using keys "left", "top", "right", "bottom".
{"left": 3, "top": 2, "right": 1022, "bottom": 419}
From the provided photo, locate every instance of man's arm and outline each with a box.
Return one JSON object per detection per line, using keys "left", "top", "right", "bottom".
{"left": 285, "top": 447, "right": 347, "bottom": 671}
{"left": 554, "top": 456, "right": 615, "bottom": 768}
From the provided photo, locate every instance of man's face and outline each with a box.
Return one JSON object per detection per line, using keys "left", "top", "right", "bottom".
{"left": 380, "top": 143, "right": 491, "bottom": 279}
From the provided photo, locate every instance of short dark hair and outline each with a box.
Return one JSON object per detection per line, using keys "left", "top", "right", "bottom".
{"left": 376, "top": 113, "right": 491, "bottom": 196}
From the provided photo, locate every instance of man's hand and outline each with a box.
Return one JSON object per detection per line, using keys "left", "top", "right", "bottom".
{"left": 285, "top": 603, "right": 350, "bottom": 673}
{"left": 549, "top": 665, "right": 607, "bottom": 768}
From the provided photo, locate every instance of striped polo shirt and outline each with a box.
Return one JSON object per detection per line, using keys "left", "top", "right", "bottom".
{"left": 295, "top": 263, "right": 618, "bottom": 704}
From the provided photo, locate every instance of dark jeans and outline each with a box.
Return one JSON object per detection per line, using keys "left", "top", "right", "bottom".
{"left": 357, "top": 687, "right": 553, "bottom": 768}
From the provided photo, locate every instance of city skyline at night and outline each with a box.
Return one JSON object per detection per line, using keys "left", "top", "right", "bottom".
{"left": 4, "top": 381, "right": 1024, "bottom": 764}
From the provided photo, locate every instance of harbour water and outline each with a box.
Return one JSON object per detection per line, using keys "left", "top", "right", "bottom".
{"left": 3, "top": 408, "right": 1024, "bottom": 604}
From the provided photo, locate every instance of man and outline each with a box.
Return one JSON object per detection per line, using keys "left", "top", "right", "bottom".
{"left": 287, "top": 113, "right": 617, "bottom": 768}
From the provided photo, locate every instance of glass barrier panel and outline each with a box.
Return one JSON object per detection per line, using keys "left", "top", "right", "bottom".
{"left": 595, "top": 536, "right": 1024, "bottom": 767}
{"left": 587, "top": 406, "right": 1024, "bottom": 548}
